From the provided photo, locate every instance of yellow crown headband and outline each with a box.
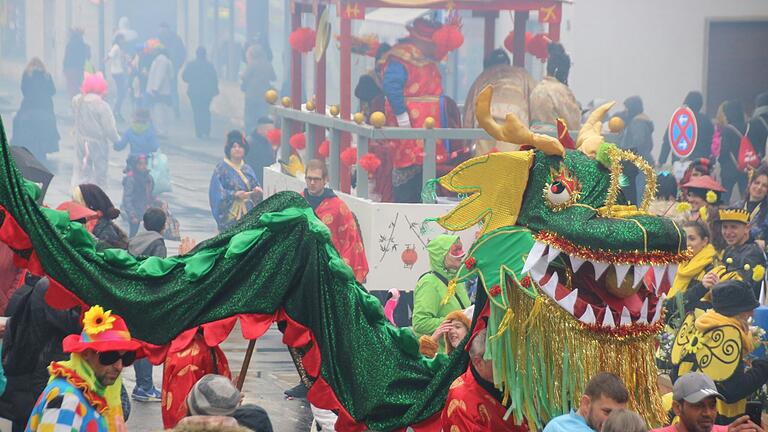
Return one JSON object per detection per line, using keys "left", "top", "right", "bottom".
{"left": 719, "top": 208, "right": 751, "bottom": 224}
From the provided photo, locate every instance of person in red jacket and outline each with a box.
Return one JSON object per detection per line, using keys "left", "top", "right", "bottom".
{"left": 442, "top": 329, "right": 529, "bottom": 431}
{"left": 381, "top": 18, "right": 447, "bottom": 203}
{"left": 302, "top": 159, "right": 368, "bottom": 283}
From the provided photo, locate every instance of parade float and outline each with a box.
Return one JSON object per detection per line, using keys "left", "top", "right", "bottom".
{"left": 269, "top": 0, "right": 567, "bottom": 311}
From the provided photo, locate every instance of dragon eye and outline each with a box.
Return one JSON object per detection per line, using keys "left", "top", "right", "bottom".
{"left": 544, "top": 165, "right": 580, "bottom": 211}
{"left": 547, "top": 181, "right": 573, "bottom": 205}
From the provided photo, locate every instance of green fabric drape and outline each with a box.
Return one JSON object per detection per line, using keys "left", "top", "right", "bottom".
{"left": 0, "top": 120, "right": 467, "bottom": 430}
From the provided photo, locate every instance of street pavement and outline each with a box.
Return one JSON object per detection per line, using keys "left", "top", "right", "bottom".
{"left": 0, "top": 76, "right": 314, "bottom": 431}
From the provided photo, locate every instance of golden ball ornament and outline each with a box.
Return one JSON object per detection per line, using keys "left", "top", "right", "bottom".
{"left": 369, "top": 111, "right": 386, "bottom": 128}
{"left": 608, "top": 116, "right": 625, "bottom": 133}
{"left": 353, "top": 112, "right": 365, "bottom": 124}
{"left": 281, "top": 96, "right": 291, "bottom": 108}
{"left": 305, "top": 100, "right": 316, "bottom": 111}
{"left": 329, "top": 105, "right": 340, "bottom": 117}
{"left": 424, "top": 117, "right": 436, "bottom": 129}
{"left": 264, "top": 89, "right": 278, "bottom": 104}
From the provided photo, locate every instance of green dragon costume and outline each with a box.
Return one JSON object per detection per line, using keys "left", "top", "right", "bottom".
{"left": 0, "top": 86, "right": 688, "bottom": 430}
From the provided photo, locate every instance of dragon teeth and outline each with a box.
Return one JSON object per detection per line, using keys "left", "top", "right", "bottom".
{"left": 542, "top": 273, "right": 559, "bottom": 298}
{"left": 666, "top": 264, "right": 678, "bottom": 286}
{"left": 602, "top": 307, "right": 616, "bottom": 328}
{"left": 620, "top": 306, "right": 632, "bottom": 326}
{"left": 652, "top": 265, "right": 667, "bottom": 290}
{"left": 570, "top": 256, "right": 586, "bottom": 272}
{"left": 523, "top": 242, "right": 547, "bottom": 274}
{"left": 633, "top": 265, "right": 649, "bottom": 288}
{"left": 651, "top": 294, "right": 667, "bottom": 323}
{"left": 547, "top": 247, "right": 561, "bottom": 263}
{"left": 557, "top": 289, "right": 578, "bottom": 314}
{"left": 579, "top": 304, "right": 596, "bottom": 324}
{"left": 592, "top": 261, "right": 610, "bottom": 279}
{"left": 614, "top": 264, "right": 631, "bottom": 285}
{"left": 637, "top": 298, "right": 649, "bottom": 324}
{"left": 530, "top": 258, "right": 549, "bottom": 282}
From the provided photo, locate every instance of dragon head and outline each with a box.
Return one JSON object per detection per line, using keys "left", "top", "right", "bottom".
{"left": 436, "top": 86, "right": 689, "bottom": 427}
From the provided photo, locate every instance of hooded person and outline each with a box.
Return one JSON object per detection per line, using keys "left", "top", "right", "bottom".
{"left": 412, "top": 234, "right": 469, "bottom": 339}
{"left": 659, "top": 91, "right": 715, "bottom": 165}
{"left": 717, "top": 100, "right": 748, "bottom": 203}
{"left": 748, "top": 91, "right": 768, "bottom": 160}
{"left": 25, "top": 305, "right": 143, "bottom": 431}
{"left": 74, "top": 184, "right": 129, "bottom": 250}
{"left": 671, "top": 281, "right": 768, "bottom": 425}
{"left": 616, "top": 95, "right": 655, "bottom": 207}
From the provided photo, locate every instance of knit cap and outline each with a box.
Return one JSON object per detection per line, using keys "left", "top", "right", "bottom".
{"left": 186, "top": 374, "right": 241, "bottom": 416}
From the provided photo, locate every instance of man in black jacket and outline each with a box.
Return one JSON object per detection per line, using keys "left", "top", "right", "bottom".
{"left": 748, "top": 91, "right": 768, "bottom": 159}
{"left": 0, "top": 274, "right": 81, "bottom": 432}
{"left": 182, "top": 47, "right": 219, "bottom": 139}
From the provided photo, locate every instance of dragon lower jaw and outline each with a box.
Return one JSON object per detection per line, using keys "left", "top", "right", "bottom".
{"left": 523, "top": 239, "right": 680, "bottom": 328}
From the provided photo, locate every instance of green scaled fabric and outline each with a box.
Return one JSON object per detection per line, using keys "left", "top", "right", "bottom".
{"left": 0, "top": 119, "right": 467, "bottom": 431}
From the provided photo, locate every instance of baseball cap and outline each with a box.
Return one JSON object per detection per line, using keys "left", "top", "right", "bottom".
{"left": 673, "top": 372, "right": 724, "bottom": 403}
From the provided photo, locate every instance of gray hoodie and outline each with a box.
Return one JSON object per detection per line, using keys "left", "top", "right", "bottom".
{"left": 128, "top": 229, "right": 166, "bottom": 258}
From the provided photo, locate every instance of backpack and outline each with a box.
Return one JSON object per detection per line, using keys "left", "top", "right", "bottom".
{"left": 417, "top": 271, "right": 466, "bottom": 309}
{"left": 734, "top": 124, "right": 760, "bottom": 171}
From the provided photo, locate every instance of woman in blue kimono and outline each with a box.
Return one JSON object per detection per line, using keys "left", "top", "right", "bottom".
{"left": 209, "top": 130, "right": 262, "bottom": 232}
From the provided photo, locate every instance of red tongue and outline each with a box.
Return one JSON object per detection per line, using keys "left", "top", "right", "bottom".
{"left": 582, "top": 276, "right": 644, "bottom": 317}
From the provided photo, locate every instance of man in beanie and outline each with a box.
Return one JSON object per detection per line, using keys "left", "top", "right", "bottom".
{"left": 179, "top": 374, "right": 273, "bottom": 432}
{"left": 671, "top": 281, "right": 768, "bottom": 425}
{"left": 25, "top": 305, "right": 143, "bottom": 431}
{"left": 651, "top": 372, "right": 763, "bottom": 431}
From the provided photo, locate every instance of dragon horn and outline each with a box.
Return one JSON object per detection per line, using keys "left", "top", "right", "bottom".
{"left": 475, "top": 86, "right": 565, "bottom": 157}
{"left": 476, "top": 86, "right": 507, "bottom": 142}
{"left": 576, "top": 102, "right": 615, "bottom": 157}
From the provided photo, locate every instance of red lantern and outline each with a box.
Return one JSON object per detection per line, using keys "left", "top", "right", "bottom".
{"left": 504, "top": 31, "right": 533, "bottom": 54}
{"left": 359, "top": 153, "right": 381, "bottom": 173}
{"left": 526, "top": 33, "right": 551, "bottom": 61}
{"left": 340, "top": 147, "right": 357, "bottom": 166}
{"left": 432, "top": 24, "right": 464, "bottom": 59}
{"left": 289, "top": 133, "right": 306, "bottom": 150}
{"left": 317, "top": 139, "right": 330, "bottom": 158}
{"left": 289, "top": 27, "right": 316, "bottom": 53}
{"left": 402, "top": 245, "right": 418, "bottom": 269}
{"left": 265, "top": 128, "right": 281, "bottom": 147}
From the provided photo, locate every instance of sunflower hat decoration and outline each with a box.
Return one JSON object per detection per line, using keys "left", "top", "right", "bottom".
{"left": 83, "top": 305, "right": 117, "bottom": 335}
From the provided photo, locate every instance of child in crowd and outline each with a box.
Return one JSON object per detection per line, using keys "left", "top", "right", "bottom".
{"left": 114, "top": 108, "right": 159, "bottom": 158}
{"left": 127, "top": 208, "right": 167, "bottom": 402}
{"left": 121, "top": 154, "right": 155, "bottom": 237}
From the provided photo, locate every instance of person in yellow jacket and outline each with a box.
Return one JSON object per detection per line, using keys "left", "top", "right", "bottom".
{"left": 658, "top": 220, "right": 719, "bottom": 370}
{"left": 671, "top": 280, "right": 768, "bottom": 425}
{"left": 412, "top": 234, "right": 469, "bottom": 339}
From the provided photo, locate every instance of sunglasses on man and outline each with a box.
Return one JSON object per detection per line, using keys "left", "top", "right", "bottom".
{"left": 98, "top": 350, "right": 136, "bottom": 367}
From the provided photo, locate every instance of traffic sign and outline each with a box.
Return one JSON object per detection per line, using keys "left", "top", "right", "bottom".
{"left": 668, "top": 106, "right": 698, "bottom": 158}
